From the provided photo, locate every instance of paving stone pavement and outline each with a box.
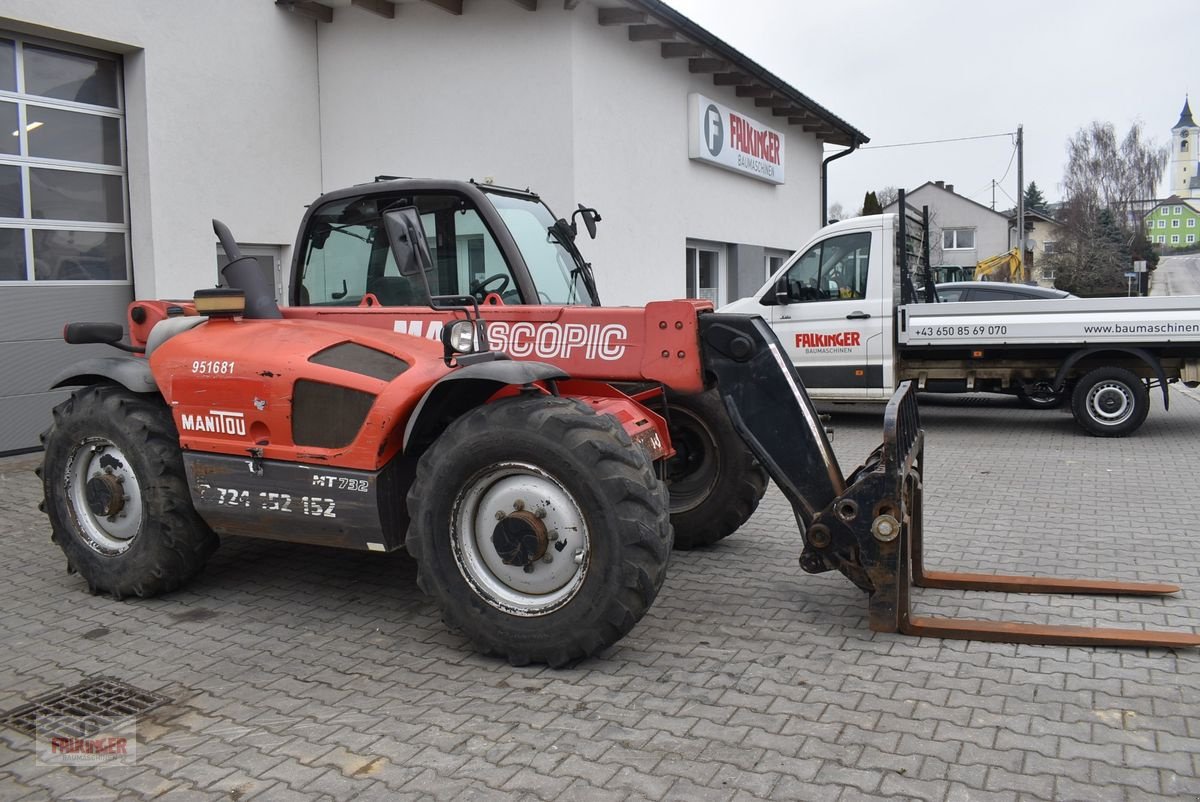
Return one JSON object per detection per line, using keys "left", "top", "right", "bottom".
{"left": 1, "top": 389, "right": 1199, "bottom": 801}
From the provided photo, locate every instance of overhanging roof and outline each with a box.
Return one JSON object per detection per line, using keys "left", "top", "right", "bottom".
{"left": 274, "top": 0, "right": 869, "bottom": 147}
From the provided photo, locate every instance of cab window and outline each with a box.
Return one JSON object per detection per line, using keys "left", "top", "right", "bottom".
{"left": 299, "top": 193, "right": 519, "bottom": 306}
{"left": 771, "top": 232, "right": 870, "bottom": 304}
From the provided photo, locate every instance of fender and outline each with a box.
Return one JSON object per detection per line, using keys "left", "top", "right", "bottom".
{"left": 403, "top": 360, "right": 569, "bottom": 453}
{"left": 1053, "top": 346, "right": 1169, "bottom": 410}
{"left": 50, "top": 356, "right": 157, "bottom": 394}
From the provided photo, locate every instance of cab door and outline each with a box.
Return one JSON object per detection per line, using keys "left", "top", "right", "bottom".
{"left": 767, "top": 230, "right": 884, "bottom": 398}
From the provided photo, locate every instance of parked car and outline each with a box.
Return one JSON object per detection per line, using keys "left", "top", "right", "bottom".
{"left": 935, "top": 281, "right": 1076, "bottom": 302}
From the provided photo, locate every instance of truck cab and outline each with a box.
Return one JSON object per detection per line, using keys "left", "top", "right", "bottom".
{"left": 721, "top": 214, "right": 896, "bottom": 399}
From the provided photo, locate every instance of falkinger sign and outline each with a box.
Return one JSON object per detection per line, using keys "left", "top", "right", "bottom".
{"left": 688, "top": 93, "right": 785, "bottom": 185}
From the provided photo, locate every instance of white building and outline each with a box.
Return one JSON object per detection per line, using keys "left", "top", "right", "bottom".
{"left": 0, "top": 0, "right": 866, "bottom": 453}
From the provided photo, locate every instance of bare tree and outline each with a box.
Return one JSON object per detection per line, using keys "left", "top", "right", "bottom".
{"left": 876, "top": 186, "right": 900, "bottom": 208}
{"left": 828, "top": 201, "right": 846, "bottom": 222}
{"left": 1047, "top": 121, "right": 1167, "bottom": 296}
{"left": 1060, "top": 121, "right": 1167, "bottom": 233}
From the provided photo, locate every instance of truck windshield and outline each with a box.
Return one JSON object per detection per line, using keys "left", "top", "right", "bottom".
{"left": 486, "top": 191, "right": 597, "bottom": 306}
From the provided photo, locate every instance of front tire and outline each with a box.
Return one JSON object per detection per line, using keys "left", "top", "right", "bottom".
{"left": 40, "top": 384, "right": 218, "bottom": 599}
{"left": 405, "top": 395, "right": 672, "bottom": 666}
{"left": 1070, "top": 367, "right": 1149, "bottom": 437}
{"left": 664, "top": 390, "right": 768, "bottom": 549}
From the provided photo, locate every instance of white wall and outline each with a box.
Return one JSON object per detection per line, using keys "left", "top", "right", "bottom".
{"left": 316, "top": 2, "right": 577, "bottom": 214}
{"left": 315, "top": 0, "right": 825, "bottom": 307}
{"left": 0, "top": 0, "right": 323, "bottom": 298}
{"left": 568, "top": 10, "right": 823, "bottom": 305}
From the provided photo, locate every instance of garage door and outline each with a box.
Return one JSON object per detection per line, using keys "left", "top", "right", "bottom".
{"left": 0, "top": 33, "right": 131, "bottom": 454}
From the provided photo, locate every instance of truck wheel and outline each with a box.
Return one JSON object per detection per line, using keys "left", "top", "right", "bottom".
{"left": 1016, "top": 381, "right": 1065, "bottom": 409}
{"left": 405, "top": 395, "right": 672, "bottom": 667}
{"left": 40, "top": 384, "right": 218, "bottom": 599}
{"left": 664, "top": 389, "right": 768, "bottom": 549}
{"left": 1070, "top": 367, "right": 1149, "bottom": 437}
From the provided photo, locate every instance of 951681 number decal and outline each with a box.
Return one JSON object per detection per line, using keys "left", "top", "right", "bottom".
{"left": 191, "top": 360, "right": 236, "bottom": 374}
{"left": 913, "top": 324, "right": 1007, "bottom": 338}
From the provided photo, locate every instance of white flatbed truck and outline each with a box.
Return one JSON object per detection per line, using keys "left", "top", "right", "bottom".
{"left": 721, "top": 193, "right": 1200, "bottom": 436}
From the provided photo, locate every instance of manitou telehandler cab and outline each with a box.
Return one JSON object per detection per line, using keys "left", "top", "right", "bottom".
{"left": 39, "top": 195, "right": 1200, "bottom": 666}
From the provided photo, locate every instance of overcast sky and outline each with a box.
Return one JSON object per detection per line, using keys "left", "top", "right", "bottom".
{"left": 664, "top": 0, "right": 1192, "bottom": 214}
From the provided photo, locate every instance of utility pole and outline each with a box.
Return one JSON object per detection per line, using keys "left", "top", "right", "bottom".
{"left": 991, "top": 180, "right": 996, "bottom": 210}
{"left": 1016, "top": 125, "right": 1024, "bottom": 281}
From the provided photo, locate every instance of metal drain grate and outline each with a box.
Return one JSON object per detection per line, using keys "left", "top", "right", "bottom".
{"left": 0, "top": 677, "right": 170, "bottom": 739}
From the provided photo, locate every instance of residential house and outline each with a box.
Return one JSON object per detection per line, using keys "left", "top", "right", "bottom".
{"left": 1144, "top": 196, "right": 1200, "bottom": 250}
{"left": 1008, "top": 207, "right": 1063, "bottom": 287}
{"left": 882, "top": 181, "right": 1011, "bottom": 282}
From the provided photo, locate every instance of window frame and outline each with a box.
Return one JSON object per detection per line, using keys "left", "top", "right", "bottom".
{"left": 942, "top": 227, "right": 976, "bottom": 251}
{"left": 0, "top": 31, "right": 129, "bottom": 286}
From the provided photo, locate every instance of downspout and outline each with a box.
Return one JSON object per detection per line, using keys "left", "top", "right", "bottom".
{"left": 821, "top": 139, "right": 860, "bottom": 227}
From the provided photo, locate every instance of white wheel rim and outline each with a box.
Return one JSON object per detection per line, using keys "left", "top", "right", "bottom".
{"left": 65, "top": 437, "right": 143, "bottom": 555}
{"left": 451, "top": 461, "right": 589, "bottom": 616}
{"left": 1087, "top": 381, "right": 1134, "bottom": 425}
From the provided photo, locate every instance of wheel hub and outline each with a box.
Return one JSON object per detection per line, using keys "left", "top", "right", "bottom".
{"left": 452, "top": 462, "right": 589, "bottom": 616}
{"left": 66, "top": 438, "right": 143, "bottom": 554}
{"left": 1090, "top": 383, "right": 1132, "bottom": 421}
{"left": 492, "top": 510, "right": 549, "bottom": 566}
{"left": 85, "top": 474, "right": 125, "bottom": 517}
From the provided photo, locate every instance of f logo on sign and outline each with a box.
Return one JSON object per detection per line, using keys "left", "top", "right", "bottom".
{"left": 704, "top": 104, "right": 723, "bottom": 157}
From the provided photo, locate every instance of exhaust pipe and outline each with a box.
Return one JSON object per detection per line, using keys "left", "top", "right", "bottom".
{"left": 213, "top": 219, "right": 281, "bottom": 320}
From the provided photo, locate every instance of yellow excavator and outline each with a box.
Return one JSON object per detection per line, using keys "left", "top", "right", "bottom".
{"left": 973, "top": 248, "right": 1026, "bottom": 283}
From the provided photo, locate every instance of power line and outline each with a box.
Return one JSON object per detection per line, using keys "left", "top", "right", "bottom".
{"left": 997, "top": 140, "right": 1018, "bottom": 185}
{"left": 854, "top": 132, "right": 1015, "bottom": 151}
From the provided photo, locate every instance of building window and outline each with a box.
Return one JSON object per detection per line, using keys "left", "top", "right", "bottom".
{"left": 1159, "top": 220, "right": 1167, "bottom": 228}
{"left": 1173, "top": 219, "right": 1181, "bottom": 228}
{"left": 0, "top": 34, "right": 127, "bottom": 283}
{"left": 1185, "top": 140, "right": 1191, "bottom": 153}
{"left": 685, "top": 242, "right": 724, "bottom": 305}
{"left": 1042, "top": 240, "right": 1057, "bottom": 255}
{"left": 1158, "top": 235, "right": 1166, "bottom": 243}
{"left": 764, "top": 248, "right": 791, "bottom": 283}
{"left": 943, "top": 228, "right": 975, "bottom": 250}
{"left": 1171, "top": 234, "right": 1180, "bottom": 244}
{"left": 1188, "top": 234, "right": 1197, "bottom": 244}
{"left": 1174, "top": 206, "right": 1183, "bottom": 215}
{"left": 1189, "top": 218, "right": 1196, "bottom": 228}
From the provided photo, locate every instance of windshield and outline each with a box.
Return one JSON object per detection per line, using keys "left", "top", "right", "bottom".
{"left": 486, "top": 191, "right": 597, "bottom": 305}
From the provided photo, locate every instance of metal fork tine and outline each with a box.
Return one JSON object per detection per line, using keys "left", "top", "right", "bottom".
{"left": 913, "top": 570, "right": 1180, "bottom": 596}
{"left": 902, "top": 616, "right": 1200, "bottom": 648}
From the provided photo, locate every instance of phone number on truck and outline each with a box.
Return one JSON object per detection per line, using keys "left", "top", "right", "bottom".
{"left": 912, "top": 325, "right": 1008, "bottom": 338}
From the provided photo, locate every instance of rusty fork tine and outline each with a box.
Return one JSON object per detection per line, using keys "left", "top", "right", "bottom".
{"left": 912, "top": 570, "right": 1180, "bottom": 596}
{"left": 902, "top": 616, "right": 1200, "bottom": 647}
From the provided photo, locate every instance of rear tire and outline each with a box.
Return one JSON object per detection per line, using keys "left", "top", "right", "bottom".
{"left": 665, "top": 390, "right": 768, "bottom": 549}
{"left": 1070, "top": 367, "right": 1149, "bottom": 437}
{"left": 405, "top": 395, "right": 672, "bottom": 666}
{"left": 40, "top": 384, "right": 218, "bottom": 599}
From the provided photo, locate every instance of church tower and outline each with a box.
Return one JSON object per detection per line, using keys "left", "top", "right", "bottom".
{"left": 1170, "top": 97, "right": 1200, "bottom": 199}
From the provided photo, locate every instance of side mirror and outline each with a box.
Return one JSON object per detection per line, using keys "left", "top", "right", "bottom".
{"left": 571, "top": 204, "right": 601, "bottom": 239}
{"left": 382, "top": 207, "right": 434, "bottom": 277}
{"left": 773, "top": 277, "right": 791, "bottom": 305}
